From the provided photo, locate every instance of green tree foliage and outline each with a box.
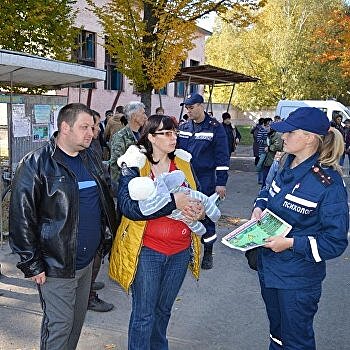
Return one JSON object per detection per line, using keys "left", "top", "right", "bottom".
{"left": 0, "top": 0, "right": 79, "bottom": 61}
{"left": 87, "top": 0, "right": 240, "bottom": 113}
{"left": 206, "top": 0, "right": 349, "bottom": 110}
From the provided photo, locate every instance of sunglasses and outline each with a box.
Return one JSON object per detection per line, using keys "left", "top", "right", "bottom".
{"left": 152, "top": 130, "right": 179, "bottom": 137}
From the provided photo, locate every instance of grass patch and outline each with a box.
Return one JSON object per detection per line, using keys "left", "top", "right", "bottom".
{"left": 237, "top": 125, "right": 253, "bottom": 146}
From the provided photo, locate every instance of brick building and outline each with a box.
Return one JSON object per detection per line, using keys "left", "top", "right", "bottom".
{"left": 57, "top": 0, "right": 210, "bottom": 118}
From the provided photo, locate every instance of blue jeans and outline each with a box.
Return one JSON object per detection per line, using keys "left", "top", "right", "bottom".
{"left": 129, "top": 246, "right": 191, "bottom": 350}
{"left": 261, "top": 166, "right": 271, "bottom": 189}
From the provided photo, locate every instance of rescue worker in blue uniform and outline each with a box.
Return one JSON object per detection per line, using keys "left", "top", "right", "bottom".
{"left": 177, "top": 93, "right": 230, "bottom": 269}
{"left": 252, "top": 107, "right": 349, "bottom": 350}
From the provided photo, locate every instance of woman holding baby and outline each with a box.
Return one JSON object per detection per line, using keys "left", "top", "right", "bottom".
{"left": 109, "top": 114, "right": 205, "bottom": 350}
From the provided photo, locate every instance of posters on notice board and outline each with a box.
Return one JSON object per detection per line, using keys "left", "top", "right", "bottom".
{"left": 33, "top": 125, "right": 49, "bottom": 142}
{"left": 12, "top": 104, "right": 30, "bottom": 137}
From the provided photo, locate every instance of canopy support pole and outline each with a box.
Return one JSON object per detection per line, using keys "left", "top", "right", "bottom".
{"left": 206, "top": 82, "right": 215, "bottom": 115}
{"left": 158, "top": 92, "right": 162, "bottom": 109}
{"left": 179, "top": 77, "right": 192, "bottom": 120}
{"left": 227, "top": 84, "right": 235, "bottom": 112}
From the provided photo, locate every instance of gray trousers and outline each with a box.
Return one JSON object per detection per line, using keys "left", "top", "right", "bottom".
{"left": 37, "top": 261, "right": 93, "bottom": 350}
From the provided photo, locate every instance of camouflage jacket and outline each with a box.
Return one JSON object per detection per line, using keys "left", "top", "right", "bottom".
{"left": 109, "top": 126, "right": 137, "bottom": 183}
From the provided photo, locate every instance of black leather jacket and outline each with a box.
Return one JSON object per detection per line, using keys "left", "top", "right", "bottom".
{"left": 9, "top": 136, "right": 118, "bottom": 278}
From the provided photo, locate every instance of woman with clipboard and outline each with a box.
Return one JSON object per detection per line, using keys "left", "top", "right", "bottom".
{"left": 251, "top": 107, "right": 349, "bottom": 350}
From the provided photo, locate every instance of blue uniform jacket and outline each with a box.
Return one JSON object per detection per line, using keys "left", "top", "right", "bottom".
{"left": 177, "top": 113, "right": 230, "bottom": 194}
{"left": 254, "top": 153, "right": 349, "bottom": 289}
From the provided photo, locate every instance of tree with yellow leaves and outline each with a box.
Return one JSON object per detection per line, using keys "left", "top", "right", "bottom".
{"left": 87, "top": 0, "right": 250, "bottom": 114}
{"left": 0, "top": 0, "right": 79, "bottom": 61}
{"left": 206, "top": 0, "right": 350, "bottom": 110}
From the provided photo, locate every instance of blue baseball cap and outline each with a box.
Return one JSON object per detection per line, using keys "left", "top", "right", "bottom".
{"left": 180, "top": 93, "right": 204, "bottom": 106}
{"left": 271, "top": 107, "right": 330, "bottom": 136}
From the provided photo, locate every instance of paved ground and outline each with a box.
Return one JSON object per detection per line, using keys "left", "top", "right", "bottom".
{"left": 1, "top": 145, "right": 349, "bottom": 350}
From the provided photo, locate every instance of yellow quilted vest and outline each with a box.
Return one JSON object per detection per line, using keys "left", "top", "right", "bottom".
{"left": 108, "top": 156, "right": 201, "bottom": 292}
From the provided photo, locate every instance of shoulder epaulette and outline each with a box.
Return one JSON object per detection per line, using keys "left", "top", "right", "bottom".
{"left": 209, "top": 118, "right": 219, "bottom": 127}
{"left": 311, "top": 164, "right": 333, "bottom": 187}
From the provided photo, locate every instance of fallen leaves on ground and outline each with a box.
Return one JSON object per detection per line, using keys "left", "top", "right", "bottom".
{"left": 218, "top": 215, "right": 248, "bottom": 228}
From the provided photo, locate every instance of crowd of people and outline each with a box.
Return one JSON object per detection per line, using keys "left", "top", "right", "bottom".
{"left": 7, "top": 96, "right": 349, "bottom": 350}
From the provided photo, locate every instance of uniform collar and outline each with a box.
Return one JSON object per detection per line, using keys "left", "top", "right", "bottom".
{"left": 191, "top": 112, "right": 210, "bottom": 129}
{"left": 281, "top": 153, "right": 319, "bottom": 184}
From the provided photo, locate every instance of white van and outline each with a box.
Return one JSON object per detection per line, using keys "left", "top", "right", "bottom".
{"left": 276, "top": 100, "right": 350, "bottom": 122}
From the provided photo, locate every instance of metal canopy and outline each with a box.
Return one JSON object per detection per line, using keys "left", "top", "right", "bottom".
{"left": 172, "top": 64, "right": 259, "bottom": 85}
{"left": 0, "top": 49, "right": 106, "bottom": 89}
{"left": 173, "top": 64, "right": 259, "bottom": 117}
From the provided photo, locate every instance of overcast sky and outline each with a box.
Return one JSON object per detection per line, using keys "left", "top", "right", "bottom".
{"left": 197, "top": 12, "right": 217, "bottom": 32}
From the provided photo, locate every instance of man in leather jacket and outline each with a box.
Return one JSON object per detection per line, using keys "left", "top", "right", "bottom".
{"left": 9, "top": 103, "right": 117, "bottom": 350}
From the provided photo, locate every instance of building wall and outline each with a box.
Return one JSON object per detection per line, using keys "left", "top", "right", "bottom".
{"left": 210, "top": 103, "right": 275, "bottom": 125}
{"left": 57, "top": 0, "right": 208, "bottom": 119}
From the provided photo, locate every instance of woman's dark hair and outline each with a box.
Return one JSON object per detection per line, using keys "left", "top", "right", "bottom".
{"left": 138, "top": 114, "right": 177, "bottom": 164}
{"left": 120, "top": 115, "right": 128, "bottom": 126}
{"left": 91, "top": 109, "right": 101, "bottom": 123}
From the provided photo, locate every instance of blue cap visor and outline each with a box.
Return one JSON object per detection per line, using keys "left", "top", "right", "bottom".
{"left": 271, "top": 121, "right": 298, "bottom": 133}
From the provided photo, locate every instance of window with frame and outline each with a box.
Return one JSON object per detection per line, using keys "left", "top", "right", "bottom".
{"left": 104, "top": 46, "right": 123, "bottom": 91}
{"left": 74, "top": 30, "right": 96, "bottom": 88}
{"left": 175, "top": 82, "right": 185, "bottom": 97}
{"left": 189, "top": 84, "right": 198, "bottom": 94}
{"left": 189, "top": 59, "right": 199, "bottom": 94}
{"left": 175, "top": 61, "right": 186, "bottom": 97}
{"left": 154, "top": 85, "right": 167, "bottom": 95}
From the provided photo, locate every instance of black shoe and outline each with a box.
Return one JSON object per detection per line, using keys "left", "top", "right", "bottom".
{"left": 201, "top": 252, "right": 213, "bottom": 270}
{"left": 88, "top": 295, "right": 114, "bottom": 312}
{"left": 92, "top": 281, "right": 105, "bottom": 291}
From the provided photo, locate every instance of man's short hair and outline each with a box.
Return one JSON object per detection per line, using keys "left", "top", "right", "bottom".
{"left": 57, "top": 103, "right": 93, "bottom": 131}
{"left": 222, "top": 112, "right": 231, "bottom": 121}
{"left": 115, "top": 105, "right": 124, "bottom": 114}
{"left": 156, "top": 106, "right": 164, "bottom": 114}
{"left": 124, "top": 101, "right": 145, "bottom": 121}
{"left": 105, "top": 110, "right": 114, "bottom": 118}
{"left": 264, "top": 117, "right": 273, "bottom": 125}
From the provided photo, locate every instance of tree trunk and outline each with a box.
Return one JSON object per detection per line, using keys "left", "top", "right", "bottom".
{"left": 141, "top": 89, "right": 152, "bottom": 116}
